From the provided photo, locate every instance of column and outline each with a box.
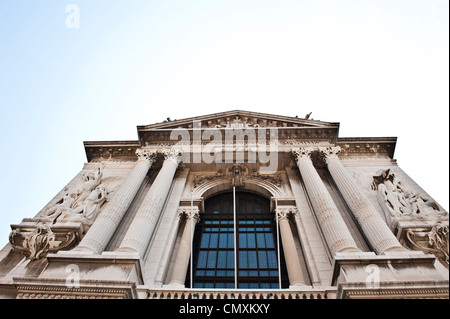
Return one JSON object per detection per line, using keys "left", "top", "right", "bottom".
{"left": 276, "top": 207, "right": 306, "bottom": 287}
{"left": 74, "top": 148, "right": 157, "bottom": 254}
{"left": 116, "top": 149, "right": 182, "bottom": 256}
{"left": 168, "top": 207, "right": 200, "bottom": 286}
{"left": 321, "top": 146, "right": 405, "bottom": 254}
{"left": 292, "top": 147, "right": 360, "bottom": 255}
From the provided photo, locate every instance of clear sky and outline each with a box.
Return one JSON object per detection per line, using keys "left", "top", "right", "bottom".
{"left": 0, "top": 0, "right": 448, "bottom": 247}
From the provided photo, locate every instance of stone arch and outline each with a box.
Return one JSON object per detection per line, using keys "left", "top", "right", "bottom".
{"left": 193, "top": 178, "right": 284, "bottom": 202}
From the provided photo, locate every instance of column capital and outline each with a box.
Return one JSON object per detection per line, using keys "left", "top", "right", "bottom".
{"left": 136, "top": 148, "right": 158, "bottom": 163}
{"left": 320, "top": 146, "right": 341, "bottom": 164}
{"left": 292, "top": 147, "right": 314, "bottom": 162}
{"left": 177, "top": 207, "right": 200, "bottom": 223}
{"left": 161, "top": 148, "right": 183, "bottom": 164}
{"left": 275, "top": 207, "right": 298, "bottom": 220}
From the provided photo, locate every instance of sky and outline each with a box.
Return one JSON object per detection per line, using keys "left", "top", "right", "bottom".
{"left": 0, "top": 0, "right": 448, "bottom": 247}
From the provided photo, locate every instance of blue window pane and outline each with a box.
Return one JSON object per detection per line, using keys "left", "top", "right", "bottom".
{"left": 249, "top": 282, "right": 259, "bottom": 289}
{"left": 248, "top": 251, "right": 257, "bottom": 269}
{"left": 239, "top": 233, "right": 247, "bottom": 248}
{"left": 265, "top": 233, "right": 275, "bottom": 248}
{"left": 196, "top": 270, "right": 205, "bottom": 276}
{"left": 218, "top": 233, "right": 228, "bottom": 248}
{"left": 197, "top": 251, "right": 207, "bottom": 268}
{"left": 217, "top": 251, "right": 227, "bottom": 268}
{"left": 226, "top": 270, "right": 235, "bottom": 277}
{"left": 269, "top": 270, "right": 279, "bottom": 277}
{"left": 194, "top": 282, "right": 204, "bottom": 288}
{"left": 200, "top": 234, "right": 210, "bottom": 248}
{"left": 239, "top": 283, "right": 249, "bottom": 289}
{"left": 247, "top": 233, "right": 256, "bottom": 248}
{"left": 270, "top": 282, "right": 279, "bottom": 289}
{"left": 207, "top": 251, "right": 216, "bottom": 268}
{"left": 239, "top": 270, "right": 248, "bottom": 276}
{"left": 225, "top": 282, "right": 235, "bottom": 288}
{"left": 260, "top": 270, "right": 269, "bottom": 277}
{"left": 249, "top": 270, "right": 258, "bottom": 276}
{"left": 206, "top": 270, "right": 215, "bottom": 276}
{"left": 258, "top": 251, "right": 268, "bottom": 268}
{"left": 227, "top": 251, "right": 234, "bottom": 269}
{"left": 256, "top": 233, "right": 266, "bottom": 248}
{"left": 217, "top": 271, "right": 226, "bottom": 277}
{"left": 228, "top": 233, "right": 234, "bottom": 248}
{"left": 209, "top": 233, "right": 218, "bottom": 248}
{"left": 267, "top": 251, "right": 278, "bottom": 269}
{"left": 215, "top": 282, "right": 226, "bottom": 288}
{"left": 204, "top": 282, "right": 214, "bottom": 288}
{"left": 239, "top": 251, "right": 247, "bottom": 268}
{"left": 260, "top": 283, "right": 271, "bottom": 288}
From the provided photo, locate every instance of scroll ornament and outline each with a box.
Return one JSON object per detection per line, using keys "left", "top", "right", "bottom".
{"left": 406, "top": 223, "right": 449, "bottom": 264}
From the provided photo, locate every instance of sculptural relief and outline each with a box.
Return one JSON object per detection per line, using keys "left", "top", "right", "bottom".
{"left": 372, "top": 169, "right": 445, "bottom": 221}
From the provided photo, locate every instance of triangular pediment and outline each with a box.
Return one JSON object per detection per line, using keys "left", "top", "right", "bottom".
{"left": 137, "top": 110, "right": 339, "bottom": 131}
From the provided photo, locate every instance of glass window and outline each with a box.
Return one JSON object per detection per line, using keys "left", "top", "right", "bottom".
{"left": 187, "top": 191, "right": 289, "bottom": 289}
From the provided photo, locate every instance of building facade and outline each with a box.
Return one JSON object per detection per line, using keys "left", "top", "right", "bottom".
{"left": 0, "top": 110, "right": 448, "bottom": 299}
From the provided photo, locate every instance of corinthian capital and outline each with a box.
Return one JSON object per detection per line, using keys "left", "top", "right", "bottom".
{"left": 275, "top": 207, "right": 297, "bottom": 220}
{"left": 292, "top": 147, "right": 314, "bottom": 162}
{"left": 320, "top": 146, "right": 341, "bottom": 164}
{"left": 161, "top": 148, "right": 183, "bottom": 163}
{"left": 136, "top": 148, "right": 158, "bottom": 163}
{"left": 176, "top": 207, "right": 200, "bottom": 223}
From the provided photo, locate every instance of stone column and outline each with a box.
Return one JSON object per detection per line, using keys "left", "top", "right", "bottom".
{"left": 292, "top": 147, "right": 360, "bottom": 255}
{"left": 168, "top": 207, "right": 200, "bottom": 286}
{"left": 116, "top": 149, "right": 182, "bottom": 256}
{"left": 276, "top": 207, "right": 307, "bottom": 286}
{"left": 321, "top": 146, "right": 405, "bottom": 254}
{"left": 74, "top": 149, "right": 157, "bottom": 254}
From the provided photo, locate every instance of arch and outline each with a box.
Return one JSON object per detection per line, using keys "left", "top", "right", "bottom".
{"left": 192, "top": 177, "right": 284, "bottom": 202}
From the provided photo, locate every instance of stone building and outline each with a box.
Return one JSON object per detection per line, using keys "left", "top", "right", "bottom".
{"left": 0, "top": 110, "right": 448, "bottom": 299}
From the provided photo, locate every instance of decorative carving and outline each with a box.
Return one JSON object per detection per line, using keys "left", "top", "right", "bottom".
{"left": 136, "top": 148, "right": 158, "bottom": 162}
{"left": 292, "top": 147, "right": 314, "bottom": 161}
{"left": 406, "top": 223, "right": 449, "bottom": 264}
{"left": 9, "top": 164, "right": 110, "bottom": 260}
{"left": 9, "top": 223, "right": 77, "bottom": 260}
{"left": 320, "top": 146, "right": 341, "bottom": 163}
{"left": 177, "top": 207, "right": 200, "bottom": 223}
{"left": 275, "top": 207, "right": 297, "bottom": 220}
{"left": 372, "top": 169, "right": 445, "bottom": 221}
{"left": 161, "top": 148, "right": 183, "bottom": 163}
{"left": 225, "top": 164, "right": 248, "bottom": 187}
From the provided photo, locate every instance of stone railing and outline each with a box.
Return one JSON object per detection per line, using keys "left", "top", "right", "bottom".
{"left": 141, "top": 287, "right": 336, "bottom": 300}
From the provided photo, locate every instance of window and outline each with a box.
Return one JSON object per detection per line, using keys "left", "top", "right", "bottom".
{"left": 186, "top": 191, "right": 289, "bottom": 289}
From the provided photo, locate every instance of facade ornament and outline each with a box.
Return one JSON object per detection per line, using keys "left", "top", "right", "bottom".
{"left": 406, "top": 223, "right": 449, "bottom": 265}
{"left": 176, "top": 207, "right": 200, "bottom": 223}
{"left": 136, "top": 148, "right": 158, "bottom": 162}
{"left": 292, "top": 147, "right": 314, "bottom": 161}
{"left": 371, "top": 169, "right": 445, "bottom": 222}
{"left": 320, "top": 146, "right": 341, "bottom": 163}
{"left": 161, "top": 148, "right": 183, "bottom": 163}
{"left": 9, "top": 164, "right": 109, "bottom": 260}
{"left": 9, "top": 223, "right": 77, "bottom": 260}
{"left": 275, "top": 207, "right": 297, "bottom": 220}
{"left": 225, "top": 163, "right": 248, "bottom": 187}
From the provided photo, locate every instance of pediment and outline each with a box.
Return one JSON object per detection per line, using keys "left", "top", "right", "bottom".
{"left": 137, "top": 110, "right": 339, "bottom": 131}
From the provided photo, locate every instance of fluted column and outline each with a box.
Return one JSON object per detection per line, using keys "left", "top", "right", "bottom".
{"left": 321, "top": 146, "right": 405, "bottom": 254}
{"left": 74, "top": 149, "right": 157, "bottom": 254}
{"left": 276, "top": 207, "right": 306, "bottom": 286}
{"left": 292, "top": 147, "right": 360, "bottom": 255}
{"left": 117, "top": 149, "right": 182, "bottom": 256}
{"left": 169, "top": 207, "right": 200, "bottom": 286}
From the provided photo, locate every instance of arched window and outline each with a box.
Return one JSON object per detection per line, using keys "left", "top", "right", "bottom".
{"left": 187, "top": 191, "right": 289, "bottom": 289}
